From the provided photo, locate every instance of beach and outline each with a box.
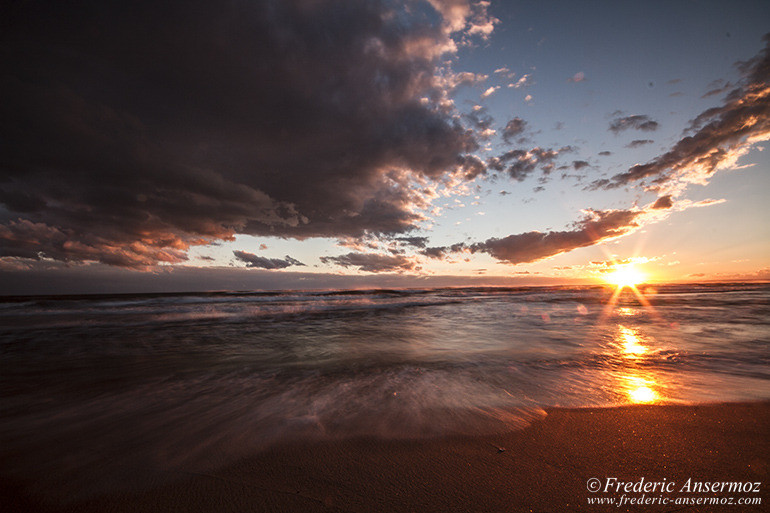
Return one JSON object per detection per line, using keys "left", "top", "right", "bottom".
{"left": 1, "top": 285, "right": 768, "bottom": 511}
{"left": 3, "top": 402, "right": 768, "bottom": 512}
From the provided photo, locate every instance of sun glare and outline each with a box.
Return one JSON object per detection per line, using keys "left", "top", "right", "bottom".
{"left": 605, "top": 265, "right": 646, "bottom": 289}
{"left": 629, "top": 386, "right": 657, "bottom": 403}
{"left": 623, "top": 376, "right": 659, "bottom": 404}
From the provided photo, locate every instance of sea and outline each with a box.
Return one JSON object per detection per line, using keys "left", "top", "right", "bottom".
{"left": 1, "top": 282, "right": 768, "bottom": 497}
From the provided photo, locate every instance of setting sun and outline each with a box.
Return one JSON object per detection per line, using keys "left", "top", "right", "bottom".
{"left": 605, "top": 265, "right": 647, "bottom": 288}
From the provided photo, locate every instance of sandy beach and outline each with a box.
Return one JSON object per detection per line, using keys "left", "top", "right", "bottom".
{"left": 2, "top": 402, "right": 768, "bottom": 512}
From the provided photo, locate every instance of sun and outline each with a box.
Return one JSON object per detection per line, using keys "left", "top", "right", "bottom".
{"left": 605, "top": 264, "right": 647, "bottom": 289}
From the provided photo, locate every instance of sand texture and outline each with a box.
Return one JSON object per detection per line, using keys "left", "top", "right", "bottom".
{"left": 2, "top": 402, "right": 768, "bottom": 512}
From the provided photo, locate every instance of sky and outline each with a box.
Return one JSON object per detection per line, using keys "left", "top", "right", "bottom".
{"left": 1, "top": 0, "right": 769, "bottom": 294}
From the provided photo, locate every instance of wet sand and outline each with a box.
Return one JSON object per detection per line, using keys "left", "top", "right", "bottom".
{"left": 3, "top": 402, "right": 768, "bottom": 512}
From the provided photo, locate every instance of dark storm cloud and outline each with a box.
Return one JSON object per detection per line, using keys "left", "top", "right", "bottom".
{"left": 320, "top": 252, "right": 417, "bottom": 273}
{"left": 608, "top": 115, "right": 659, "bottom": 134}
{"left": 626, "top": 139, "right": 655, "bottom": 148}
{"left": 425, "top": 210, "right": 641, "bottom": 265}
{"left": 233, "top": 250, "right": 304, "bottom": 270}
{"left": 0, "top": 0, "right": 484, "bottom": 267}
{"left": 600, "top": 34, "right": 770, "bottom": 189}
{"left": 502, "top": 117, "right": 528, "bottom": 143}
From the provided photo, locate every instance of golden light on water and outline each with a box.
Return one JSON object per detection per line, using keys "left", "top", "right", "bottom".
{"left": 623, "top": 375, "right": 659, "bottom": 404}
{"left": 619, "top": 326, "right": 647, "bottom": 357}
{"left": 594, "top": 257, "right": 668, "bottom": 404}
{"left": 595, "top": 324, "right": 666, "bottom": 405}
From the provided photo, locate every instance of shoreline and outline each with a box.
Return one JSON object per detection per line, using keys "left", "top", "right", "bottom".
{"left": 3, "top": 401, "right": 768, "bottom": 512}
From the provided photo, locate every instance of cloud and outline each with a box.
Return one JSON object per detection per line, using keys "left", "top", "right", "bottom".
{"left": 701, "top": 79, "right": 732, "bottom": 98}
{"left": 0, "top": 219, "right": 189, "bottom": 270}
{"left": 567, "top": 71, "right": 585, "bottom": 83}
{"left": 421, "top": 242, "right": 468, "bottom": 260}
{"left": 425, "top": 209, "right": 642, "bottom": 265}
{"left": 233, "top": 250, "right": 304, "bottom": 270}
{"left": 320, "top": 252, "right": 417, "bottom": 273}
{"left": 440, "top": 71, "right": 489, "bottom": 91}
{"left": 502, "top": 117, "right": 528, "bottom": 143}
{"left": 651, "top": 195, "right": 673, "bottom": 210}
{"left": 601, "top": 34, "right": 770, "bottom": 189}
{"left": 487, "top": 146, "right": 573, "bottom": 181}
{"left": 427, "top": 0, "right": 499, "bottom": 41}
{"left": 508, "top": 74, "right": 531, "bottom": 89}
{"left": 572, "top": 160, "right": 590, "bottom": 170}
{"left": 421, "top": 246, "right": 449, "bottom": 259}
{"left": 481, "top": 86, "right": 500, "bottom": 98}
{"left": 395, "top": 236, "right": 430, "bottom": 248}
{"left": 626, "top": 139, "right": 655, "bottom": 148}
{"left": 0, "top": 0, "right": 491, "bottom": 267}
{"left": 463, "top": 108, "right": 496, "bottom": 139}
{"left": 468, "top": 209, "right": 641, "bottom": 264}
{"left": 608, "top": 115, "right": 660, "bottom": 134}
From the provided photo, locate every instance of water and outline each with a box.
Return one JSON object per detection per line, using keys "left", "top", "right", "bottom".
{"left": 1, "top": 283, "right": 768, "bottom": 497}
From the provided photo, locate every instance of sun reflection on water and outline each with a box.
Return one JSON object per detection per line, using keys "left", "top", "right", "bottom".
{"left": 624, "top": 375, "right": 659, "bottom": 403}
{"left": 619, "top": 326, "right": 647, "bottom": 358}
{"left": 605, "top": 324, "right": 665, "bottom": 404}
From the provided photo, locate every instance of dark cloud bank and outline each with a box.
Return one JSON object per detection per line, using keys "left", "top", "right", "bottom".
{"left": 423, "top": 209, "right": 641, "bottom": 264}
{"left": 320, "top": 252, "right": 416, "bottom": 273}
{"left": 233, "top": 250, "right": 304, "bottom": 270}
{"left": 0, "top": 0, "right": 484, "bottom": 268}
